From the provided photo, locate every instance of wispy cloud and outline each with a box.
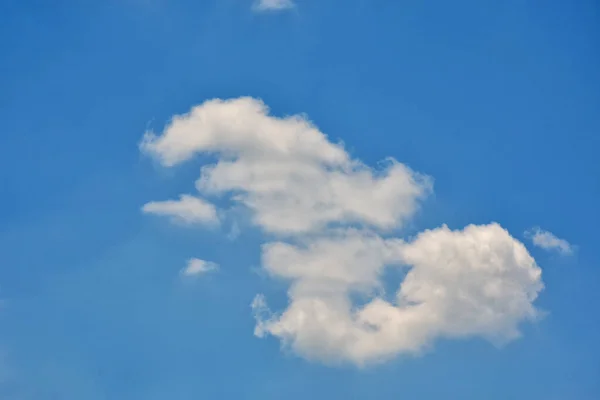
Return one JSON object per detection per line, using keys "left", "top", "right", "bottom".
{"left": 141, "top": 194, "right": 219, "bottom": 226}
{"left": 525, "top": 227, "right": 573, "bottom": 255}
{"left": 181, "top": 258, "right": 219, "bottom": 277}
{"left": 227, "top": 221, "right": 241, "bottom": 241}
{"left": 252, "top": 0, "right": 295, "bottom": 12}
{"left": 142, "top": 97, "right": 545, "bottom": 366}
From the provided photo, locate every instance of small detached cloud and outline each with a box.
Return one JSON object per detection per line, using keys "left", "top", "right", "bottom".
{"left": 142, "top": 194, "right": 219, "bottom": 226}
{"left": 252, "top": 0, "right": 295, "bottom": 12}
{"left": 181, "top": 258, "right": 219, "bottom": 277}
{"left": 525, "top": 227, "right": 573, "bottom": 255}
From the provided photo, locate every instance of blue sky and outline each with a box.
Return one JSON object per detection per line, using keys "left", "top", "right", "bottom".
{"left": 1, "top": 0, "right": 599, "bottom": 398}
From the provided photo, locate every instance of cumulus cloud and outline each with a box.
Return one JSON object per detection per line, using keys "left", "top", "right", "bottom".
{"left": 253, "top": 0, "right": 295, "bottom": 12}
{"left": 253, "top": 224, "right": 542, "bottom": 365}
{"left": 181, "top": 258, "right": 219, "bottom": 277}
{"left": 141, "top": 97, "right": 431, "bottom": 235}
{"left": 141, "top": 96, "right": 545, "bottom": 366}
{"left": 525, "top": 227, "right": 573, "bottom": 255}
{"left": 142, "top": 194, "right": 219, "bottom": 225}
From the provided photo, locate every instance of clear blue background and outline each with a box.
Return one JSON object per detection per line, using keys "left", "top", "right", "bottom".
{"left": 1, "top": 0, "right": 598, "bottom": 398}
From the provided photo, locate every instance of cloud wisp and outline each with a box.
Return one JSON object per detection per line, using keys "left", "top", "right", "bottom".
{"left": 142, "top": 194, "right": 219, "bottom": 226}
{"left": 182, "top": 258, "right": 219, "bottom": 277}
{"left": 525, "top": 227, "right": 573, "bottom": 255}
{"left": 252, "top": 0, "right": 295, "bottom": 12}
{"left": 141, "top": 97, "right": 545, "bottom": 366}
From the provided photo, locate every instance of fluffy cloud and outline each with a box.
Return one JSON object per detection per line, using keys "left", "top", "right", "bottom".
{"left": 141, "top": 96, "right": 544, "bottom": 366}
{"left": 141, "top": 98, "right": 431, "bottom": 235}
{"left": 252, "top": 0, "right": 295, "bottom": 12}
{"left": 142, "top": 194, "right": 219, "bottom": 225}
{"left": 253, "top": 224, "right": 543, "bottom": 365}
{"left": 525, "top": 227, "right": 573, "bottom": 255}
{"left": 182, "top": 258, "right": 219, "bottom": 276}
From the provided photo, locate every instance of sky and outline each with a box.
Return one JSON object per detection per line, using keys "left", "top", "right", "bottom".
{"left": 0, "top": 0, "right": 599, "bottom": 398}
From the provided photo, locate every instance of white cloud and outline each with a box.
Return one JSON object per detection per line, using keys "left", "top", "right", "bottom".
{"left": 142, "top": 194, "right": 219, "bottom": 225}
{"left": 253, "top": 0, "right": 295, "bottom": 12}
{"left": 525, "top": 227, "right": 573, "bottom": 254}
{"left": 181, "top": 258, "right": 219, "bottom": 276}
{"left": 253, "top": 223, "right": 543, "bottom": 365}
{"left": 141, "top": 97, "right": 431, "bottom": 235}
{"left": 142, "top": 96, "right": 545, "bottom": 366}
